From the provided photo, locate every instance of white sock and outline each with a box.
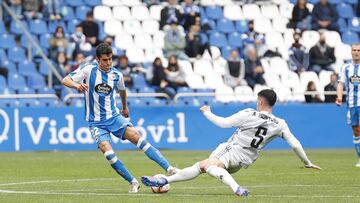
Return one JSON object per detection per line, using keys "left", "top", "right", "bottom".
{"left": 166, "top": 162, "right": 201, "bottom": 183}
{"left": 206, "top": 166, "right": 239, "bottom": 193}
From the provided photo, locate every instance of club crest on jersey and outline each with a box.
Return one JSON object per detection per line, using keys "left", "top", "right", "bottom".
{"left": 95, "top": 83, "right": 112, "bottom": 96}
{"left": 350, "top": 75, "right": 360, "bottom": 85}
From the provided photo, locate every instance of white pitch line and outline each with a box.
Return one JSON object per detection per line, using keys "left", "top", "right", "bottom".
{"left": 0, "top": 178, "right": 115, "bottom": 187}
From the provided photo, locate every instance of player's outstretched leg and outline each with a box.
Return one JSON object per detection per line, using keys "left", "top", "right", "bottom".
{"left": 124, "top": 127, "right": 179, "bottom": 175}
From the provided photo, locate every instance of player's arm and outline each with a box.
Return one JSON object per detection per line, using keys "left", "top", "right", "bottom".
{"left": 282, "top": 125, "right": 322, "bottom": 170}
{"left": 119, "top": 90, "right": 129, "bottom": 118}
{"left": 61, "top": 75, "right": 88, "bottom": 92}
{"left": 200, "top": 105, "right": 246, "bottom": 128}
{"left": 336, "top": 81, "right": 344, "bottom": 106}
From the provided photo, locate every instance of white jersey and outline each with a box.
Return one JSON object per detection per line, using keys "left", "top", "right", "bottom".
{"left": 338, "top": 62, "right": 360, "bottom": 108}
{"left": 68, "top": 62, "right": 126, "bottom": 123}
{"left": 204, "top": 108, "right": 308, "bottom": 163}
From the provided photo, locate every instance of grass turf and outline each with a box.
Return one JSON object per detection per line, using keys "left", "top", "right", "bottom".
{"left": 0, "top": 150, "right": 359, "bottom": 203}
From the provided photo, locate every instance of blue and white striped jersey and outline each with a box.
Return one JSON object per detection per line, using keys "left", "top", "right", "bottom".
{"left": 68, "top": 62, "right": 126, "bottom": 122}
{"left": 339, "top": 62, "right": 360, "bottom": 108}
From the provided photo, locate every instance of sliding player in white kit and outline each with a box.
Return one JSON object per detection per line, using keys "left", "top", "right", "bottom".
{"left": 141, "top": 89, "right": 321, "bottom": 196}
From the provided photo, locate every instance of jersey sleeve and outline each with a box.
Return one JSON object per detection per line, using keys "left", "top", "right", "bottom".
{"left": 203, "top": 109, "right": 251, "bottom": 128}
{"left": 68, "top": 64, "right": 90, "bottom": 83}
{"left": 116, "top": 73, "right": 126, "bottom": 91}
{"left": 338, "top": 64, "right": 347, "bottom": 84}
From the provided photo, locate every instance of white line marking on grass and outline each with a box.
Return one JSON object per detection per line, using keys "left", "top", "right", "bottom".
{"left": 0, "top": 178, "right": 115, "bottom": 186}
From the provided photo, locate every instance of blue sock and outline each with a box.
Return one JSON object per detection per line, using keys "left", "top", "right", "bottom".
{"left": 104, "top": 150, "right": 134, "bottom": 183}
{"left": 354, "top": 137, "right": 360, "bottom": 158}
{"left": 137, "top": 137, "right": 170, "bottom": 171}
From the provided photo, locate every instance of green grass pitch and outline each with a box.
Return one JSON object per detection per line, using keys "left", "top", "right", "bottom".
{"left": 0, "top": 150, "right": 359, "bottom": 203}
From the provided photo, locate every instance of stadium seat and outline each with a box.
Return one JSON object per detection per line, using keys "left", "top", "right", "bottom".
{"left": 61, "top": 6, "right": 75, "bottom": 21}
{"left": 65, "top": 0, "right": 83, "bottom": 7}
{"left": 20, "top": 34, "right": 39, "bottom": 48}
{"left": 18, "top": 60, "right": 37, "bottom": 76}
{"left": 18, "top": 87, "right": 36, "bottom": 94}
{"left": 115, "top": 33, "right": 134, "bottom": 49}
{"left": 27, "top": 74, "right": 46, "bottom": 90}
{"left": 39, "top": 33, "right": 52, "bottom": 49}
{"left": 200, "top": 0, "right": 215, "bottom": 6}
{"left": 269, "top": 57, "right": 290, "bottom": 75}
{"left": 272, "top": 17, "right": 289, "bottom": 33}
{"left": 142, "top": 20, "right": 160, "bottom": 35}
{"left": 206, "top": 6, "right": 223, "bottom": 20}
{"left": 0, "top": 49, "right": 8, "bottom": 61}
{"left": 338, "top": 18, "right": 348, "bottom": 32}
{"left": 349, "top": 17, "right": 360, "bottom": 33}
{"left": 48, "top": 21, "right": 67, "bottom": 34}
{"left": 344, "top": 0, "right": 357, "bottom": 4}
{"left": 145, "top": 48, "right": 163, "bottom": 62}
{"left": 253, "top": 84, "right": 270, "bottom": 96}
{"left": 274, "top": 86, "right": 293, "bottom": 102}
{"left": 193, "top": 59, "right": 213, "bottom": 76}
{"left": 213, "top": 0, "right": 233, "bottom": 6}
{"left": 1, "top": 60, "right": 17, "bottom": 74}
{"left": 0, "top": 21, "right": 5, "bottom": 34}
{"left": 324, "top": 31, "right": 342, "bottom": 47}
{"left": 134, "top": 33, "right": 153, "bottom": 49}
{"left": 149, "top": 5, "right": 163, "bottom": 21}
{"left": 37, "top": 86, "right": 56, "bottom": 94}
{"left": 283, "top": 29, "right": 295, "bottom": 47}
{"left": 335, "top": 43, "right": 352, "bottom": 61}
{"left": 263, "top": 72, "right": 282, "bottom": 88}
{"left": 66, "top": 18, "right": 81, "bottom": 33}
{"left": 209, "top": 32, "right": 227, "bottom": 47}
{"left": 220, "top": 46, "right": 234, "bottom": 59}
{"left": 85, "top": 0, "right": 101, "bottom": 6}
{"left": 10, "top": 20, "right": 28, "bottom": 35}
{"left": 178, "top": 60, "right": 194, "bottom": 76}
{"left": 8, "top": 73, "right": 26, "bottom": 90}
{"left": 279, "top": 3, "right": 294, "bottom": 19}
{"left": 212, "top": 56, "right": 227, "bottom": 75}
{"left": 132, "top": 74, "right": 148, "bottom": 88}
{"left": 217, "top": 18, "right": 235, "bottom": 33}
{"left": 177, "top": 87, "right": 194, "bottom": 93}
{"left": 242, "top": 4, "right": 261, "bottom": 20}
{"left": 8, "top": 47, "right": 26, "bottom": 63}
{"left": 223, "top": 4, "right": 243, "bottom": 20}
{"left": 254, "top": 18, "right": 272, "bottom": 34}
{"left": 337, "top": 3, "right": 355, "bottom": 19}
{"left": 277, "top": 45, "right": 290, "bottom": 60}
{"left": 104, "top": 20, "right": 123, "bottom": 36}
{"left": 281, "top": 71, "right": 301, "bottom": 89}
{"left": 122, "top": 0, "right": 141, "bottom": 6}
{"left": 329, "top": 0, "right": 342, "bottom": 4}
{"left": 341, "top": 30, "right": 359, "bottom": 45}
{"left": 29, "top": 19, "right": 48, "bottom": 35}
{"left": 227, "top": 32, "right": 243, "bottom": 47}
{"left": 261, "top": 4, "right": 280, "bottom": 19}
{"left": 126, "top": 47, "right": 145, "bottom": 63}
{"left": 0, "top": 33, "right": 16, "bottom": 49}
{"left": 0, "top": 75, "right": 6, "bottom": 88}
{"left": 215, "top": 85, "right": 235, "bottom": 103}
{"left": 123, "top": 20, "right": 142, "bottom": 35}
{"left": 131, "top": 6, "right": 151, "bottom": 21}
{"left": 234, "top": 86, "right": 255, "bottom": 103}
{"left": 75, "top": 5, "right": 91, "bottom": 20}
{"left": 265, "top": 31, "right": 284, "bottom": 49}
{"left": 300, "top": 71, "right": 321, "bottom": 91}
{"left": 102, "top": 0, "right": 122, "bottom": 6}
{"left": 94, "top": 5, "right": 113, "bottom": 21}
{"left": 113, "top": 6, "right": 132, "bottom": 21}
{"left": 185, "top": 74, "right": 205, "bottom": 89}
{"left": 204, "top": 72, "right": 224, "bottom": 89}
{"left": 319, "top": 70, "right": 333, "bottom": 88}
{"left": 308, "top": 0, "right": 320, "bottom": 4}
{"left": 153, "top": 31, "right": 165, "bottom": 48}
{"left": 235, "top": 20, "right": 248, "bottom": 33}
{"left": 302, "top": 30, "right": 320, "bottom": 50}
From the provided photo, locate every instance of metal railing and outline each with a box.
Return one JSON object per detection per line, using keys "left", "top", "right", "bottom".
{"left": 63, "top": 92, "right": 171, "bottom": 103}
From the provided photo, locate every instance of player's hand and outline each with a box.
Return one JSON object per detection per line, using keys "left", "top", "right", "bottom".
{"left": 200, "top": 105, "right": 211, "bottom": 113}
{"left": 76, "top": 84, "right": 88, "bottom": 92}
{"left": 121, "top": 106, "right": 129, "bottom": 118}
{"left": 305, "top": 163, "right": 322, "bottom": 170}
{"left": 335, "top": 98, "right": 342, "bottom": 106}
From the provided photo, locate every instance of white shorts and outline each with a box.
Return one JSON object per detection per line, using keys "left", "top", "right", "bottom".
{"left": 209, "top": 142, "right": 257, "bottom": 173}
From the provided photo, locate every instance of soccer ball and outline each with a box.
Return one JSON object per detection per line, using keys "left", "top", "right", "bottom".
{"left": 150, "top": 174, "right": 170, "bottom": 193}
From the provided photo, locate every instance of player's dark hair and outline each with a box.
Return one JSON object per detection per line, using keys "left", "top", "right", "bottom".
{"left": 96, "top": 43, "right": 112, "bottom": 57}
{"left": 258, "top": 89, "right": 277, "bottom": 107}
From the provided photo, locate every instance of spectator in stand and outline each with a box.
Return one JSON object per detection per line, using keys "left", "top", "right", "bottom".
{"left": 165, "top": 55, "right": 187, "bottom": 87}
{"left": 164, "top": 21, "right": 188, "bottom": 60}
{"left": 144, "top": 0, "right": 160, "bottom": 7}
{"left": 103, "top": 36, "right": 122, "bottom": 58}
{"left": 160, "top": 0, "right": 182, "bottom": 30}
{"left": 151, "top": 57, "right": 176, "bottom": 98}
{"left": 8, "top": 0, "right": 23, "bottom": 19}
{"left": 185, "top": 24, "right": 210, "bottom": 58}
{"left": 244, "top": 46, "right": 266, "bottom": 89}
{"left": 311, "top": 0, "right": 339, "bottom": 31}
{"left": 181, "top": 0, "right": 200, "bottom": 31}
{"left": 288, "top": 32, "right": 309, "bottom": 74}
{"left": 69, "top": 25, "right": 92, "bottom": 58}
{"left": 80, "top": 11, "right": 100, "bottom": 47}
{"left": 53, "top": 51, "right": 71, "bottom": 86}
{"left": 116, "top": 55, "right": 133, "bottom": 88}
{"left": 70, "top": 53, "right": 85, "bottom": 72}
{"left": 324, "top": 73, "right": 338, "bottom": 103}
{"left": 22, "top": 0, "right": 43, "bottom": 19}
{"left": 49, "top": 26, "right": 69, "bottom": 59}
{"left": 45, "top": 0, "right": 61, "bottom": 20}
{"left": 224, "top": 50, "right": 247, "bottom": 88}
{"left": 287, "top": 0, "right": 311, "bottom": 30}
{"left": 309, "top": 31, "right": 335, "bottom": 74}
{"left": 0, "top": 66, "right": 9, "bottom": 79}
{"left": 305, "top": 81, "right": 322, "bottom": 103}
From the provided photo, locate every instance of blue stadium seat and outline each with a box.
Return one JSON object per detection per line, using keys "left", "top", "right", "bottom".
{"left": 67, "top": 18, "right": 81, "bottom": 33}
{"left": 61, "top": 6, "right": 76, "bottom": 21}
{"left": 39, "top": 59, "right": 51, "bottom": 76}
{"left": 201, "top": 18, "right": 216, "bottom": 30}
{"left": 144, "top": 97, "right": 167, "bottom": 106}
{"left": 0, "top": 21, "right": 5, "bottom": 34}
{"left": 329, "top": 0, "right": 342, "bottom": 4}
{"left": 345, "top": 0, "right": 357, "bottom": 4}
{"left": 10, "top": 20, "right": 28, "bottom": 35}
{"left": 235, "top": 20, "right": 248, "bottom": 33}
{"left": 206, "top": 6, "right": 223, "bottom": 20}
{"left": 200, "top": 33, "right": 208, "bottom": 44}
{"left": 177, "top": 87, "right": 194, "bottom": 93}
{"left": 8, "top": 73, "right": 26, "bottom": 90}
{"left": 342, "top": 31, "right": 359, "bottom": 45}
{"left": 348, "top": 17, "right": 360, "bottom": 32}
{"left": 29, "top": 19, "right": 48, "bottom": 35}
{"left": 0, "top": 33, "right": 16, "bottom": 49}
{"left": 221, "top": 46, "right": 234, "bottom": 59}
{"left": 39, "top": 98, "right": 62, "bottom": 107}
{"left": 0, "top": 49, "right": 7, "bottom": 61}
{"left": 228, "top": 32, "right": 243, "bottom": 48}
{"left": 65, "top": 0, "right": 83, "bottom": 7}
{"left": 20, "top": 34, "right": 39, "bottom": 48}
{"left": 27, "top": 73, "right": 46, "bottom": 90}
{"left": 138, "top": 86, "right": 156, "bottom": 93}
{"left": 48, "top": 21, "right": 68, "bottom": 34}
{"left": 132, "top": 74, "right": 148, "bottom": 88}
{"left": 18, "top": 60, "right": 37, "bottom": 76}
{"left": 209, "top": 32, "right": 227, "bottom": 47}
{"left": 308, "top": 0, "right": 319, "bottom": 4}
{"left": 337, "top": 3, "right": 354, "bottom": 19}
{"left": 1, "top": 60, "right": 17, "bottom": 74}
{"left": 199, "top": 7, "right": 206, "bottom": 19}
{"left": 39, "top": 33, "right": 52, "bottom": 49}
{"left": 18, "top": 87, "right": 36, "bottom": 94}
{"left": 76, "top": 5, "right": 91, "bottom": 20}
{"left": 0, "top": 75, "right": 7, "bottom": 88}
{"left": 85, "top": 0, "right": 101, "bottom": 6}
{"left": 8, "top": 46, "right": 26, "bottom": 63}
{"left": 217, "top": 18, "right": 235, "bottom": 33}
{"left": 338, "top": 18, "right": 348, "bottom": 32}
{"left": 127, "top": 97, "right": 146, "bottom": 107}
{"left": 37, "top": 86, "right": 56, "bottom": 94}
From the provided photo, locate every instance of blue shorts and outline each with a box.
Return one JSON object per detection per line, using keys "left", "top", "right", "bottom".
{"left": 347, "top": 107, "right": 360, "bottom": 126}
{"left": 89, "top": 115, "right": 133, "bottom": 145}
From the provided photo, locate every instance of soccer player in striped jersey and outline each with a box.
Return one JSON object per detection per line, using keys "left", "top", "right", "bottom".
{"left": 62, "top": 43, "right": 178, "bottom": 193}
{"left": 336, "top": 43, "right": 360, "bottom": 167}
{"left": 141, "top": 89, "right": 321, "bottom": 196}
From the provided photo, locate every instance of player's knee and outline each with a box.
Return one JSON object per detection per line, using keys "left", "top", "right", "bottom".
{"left": 124, "top": 127, "right": 141, "bottom": 144}
{"left": 98, "top": 141, "right": 112, "bottom": 153}
{"left": 198, "top": 159, "right": 210, "bottom": 172}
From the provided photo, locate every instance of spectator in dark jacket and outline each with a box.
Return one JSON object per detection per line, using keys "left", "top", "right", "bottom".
{"left": 311, "top": 0, "right": 339, "bottom": 31}
{"left": 288, "top": 0, "right": 311, "bottom": 30}
{"left": 305, "top": 81, "right": 323, "bottom": 103}
{"left": 151, "top": 57, "right": 176, "bottom": 98}
{"left": 116, "top": 55, "right": 133, "bottom": 88}
{"left": 289, "top": 32, "right": 309, "bottom": 74}
{"left": 244, "top": 46, "right": 266, "bottom": 89}
{"left": 80, "top": 11, "right": 100, "bottom": 47}
{"left": 23, "top": 0, "right": 43, "bottom": 19}
{"left": 324, "top": 73, "right": 338, "bottom": 103}
{"left": 160, "top": 0, "right": 182, "bottom": 30}
{"left": 224, "top": 50, "right": 247, "bottom": 88}
{"left": 309, "top": 31, "right": 336, "bottom": 74}
{"left": 181, "top": 0, "right": 200, "bottom": 31}
{"left": 185, "top": 24, "right": 209, "bottom": 58}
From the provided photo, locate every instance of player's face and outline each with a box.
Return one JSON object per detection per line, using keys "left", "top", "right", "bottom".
{"left": 97, "top": 54, "right": 113, "bottom": 71}
{"left": 351, "top": 45, "right": 360, "bottom": 62}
